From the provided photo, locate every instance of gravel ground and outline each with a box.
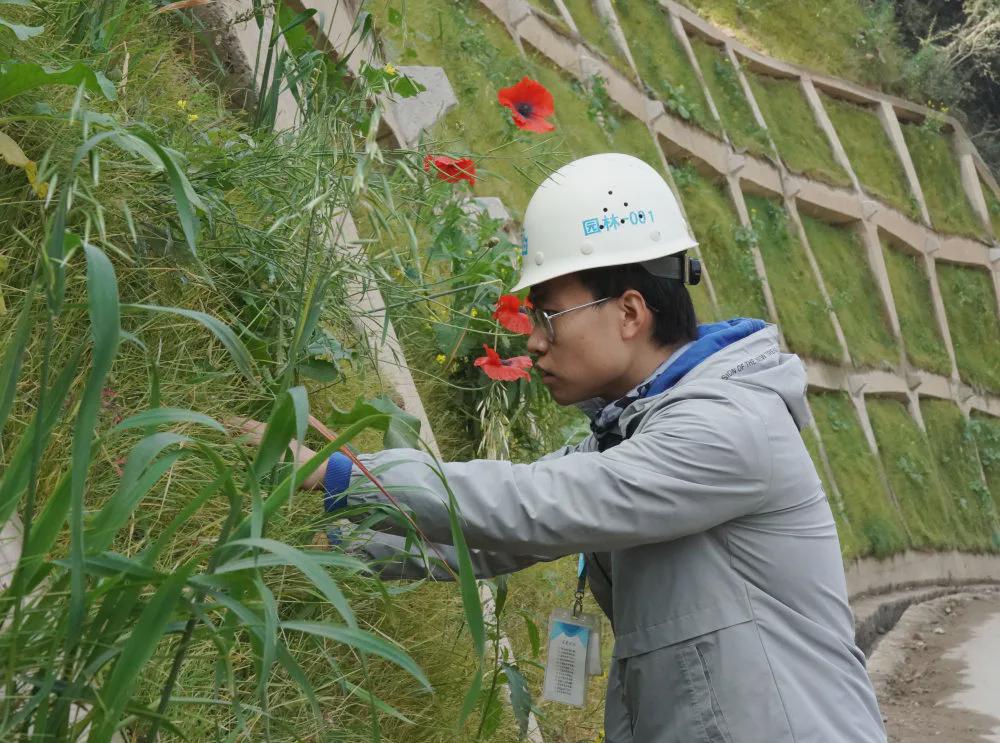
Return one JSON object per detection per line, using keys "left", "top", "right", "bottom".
{"left": 878, "top": 591, "right": 1000, "bottom": 743}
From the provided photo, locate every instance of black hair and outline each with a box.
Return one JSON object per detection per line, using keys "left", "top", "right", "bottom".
{"left": 576, "top": 260, "right": 698, "bottom": 346}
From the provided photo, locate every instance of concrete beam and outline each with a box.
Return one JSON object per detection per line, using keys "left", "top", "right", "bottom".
{"left": 877, "top": 101, "right": 932, "bottom": 227}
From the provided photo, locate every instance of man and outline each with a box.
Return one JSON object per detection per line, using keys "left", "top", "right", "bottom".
{"left": 244, "top": 153, "right": 887, "bottom": 741}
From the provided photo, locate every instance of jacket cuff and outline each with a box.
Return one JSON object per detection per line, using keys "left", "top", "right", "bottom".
{"left": 323, "top": 452, "right": 353, "bottom": 512}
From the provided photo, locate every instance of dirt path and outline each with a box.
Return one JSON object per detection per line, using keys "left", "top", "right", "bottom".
{"left": 878, "top": 591, "right": 1000, "bottom": 742}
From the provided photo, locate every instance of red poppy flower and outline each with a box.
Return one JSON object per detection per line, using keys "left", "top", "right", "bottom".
{"left": 474, "top": 344, "right": 533, "bottom": 382}
{"left": 493, "top": 294, "right": 534, "bottom": 335}
{"left": 423, "top": 154, "right": 476, "bottom": 186}
{"left": 497, "top": 77, "right": 555, "bottom": 133}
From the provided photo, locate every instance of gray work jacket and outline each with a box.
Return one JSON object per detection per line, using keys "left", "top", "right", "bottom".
{"left": 338, "top": 324, "right": 887, "bottom": 742}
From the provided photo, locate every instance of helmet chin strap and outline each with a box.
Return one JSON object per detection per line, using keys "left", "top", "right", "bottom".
{"left": 640, "top": 253, "right": 703, "bottom": 285}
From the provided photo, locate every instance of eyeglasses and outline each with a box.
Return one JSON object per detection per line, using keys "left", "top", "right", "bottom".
{"left": 526, "top": 297, "right": 612, "bottom": 343}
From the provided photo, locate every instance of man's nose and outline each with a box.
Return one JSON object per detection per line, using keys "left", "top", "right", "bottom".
{"left": 526, "top": 323, "right": 548, "bottom": 356}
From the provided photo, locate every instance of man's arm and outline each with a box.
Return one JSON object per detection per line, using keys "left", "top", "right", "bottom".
{"left": 324, "top": 438, "right": 595, "bottom": 578}
{"left": 335, "top": 528, "right": 560, "bottom": 580}
{"left": 331, "top": 393, "right": 771, "bottom": 555}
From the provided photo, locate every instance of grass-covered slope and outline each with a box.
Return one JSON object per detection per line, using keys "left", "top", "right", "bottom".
{"left": 881, "top": 242, "right": 952, "bottom": 377}
{"left": 745, "top": 71, "right": 850, "bottom": 187}
{"left": 809, "top": 392, "right": 907, "bottom": 558}
{"left": 673, "top": 165, "right": 766, "bottom": 320}
{"left": 935, "top": 263, "right": 1000, "bottom": 393}
{"left": 799, "top": 216, "right": 897, "bottom": 370}
{"left": 745, "top": 194, "right": 842, "bottom": 362}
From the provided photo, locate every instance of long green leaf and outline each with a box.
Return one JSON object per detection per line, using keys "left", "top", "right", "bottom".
{"left": 125, "top": 304, "right": 255, "bottom": 384}
{"left": 0, "top": 345, "right": 81, "bottom": 524}
{"left": 88, "top": 562, "right": 194, "bottom": 743}
{"left": 68, "top": 244, "right": 120, "bottom": 635}
{"left": 88, "top": 438, "right": 188, "bottom": 552}
{"left": 129, "top": 130, "right": 203, "bottom": 255}
{"left": 110, "top": 407, "right": 222, "bottom": 434}
{"left": 280, "top": 621, "right": 430, "bottom": 690}
{"left": 0, "top": 61, "right": 116, "bottom": 103}
{"left": 224, "top": 538, "right": 355, "bottom": 627}
{"left": 0, "top": 283, "right": 34, "bottom": 435}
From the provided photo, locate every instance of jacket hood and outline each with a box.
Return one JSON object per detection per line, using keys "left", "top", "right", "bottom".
{"left": 631, "top": 318, "right": 811, "bottom": 430}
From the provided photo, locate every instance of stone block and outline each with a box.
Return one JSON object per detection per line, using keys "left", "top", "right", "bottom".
{"left": 390, "top": 66, "right": 457, "bottom": 146}
{"left": 990, "top": 247, "right": 1000, "bottom": 265}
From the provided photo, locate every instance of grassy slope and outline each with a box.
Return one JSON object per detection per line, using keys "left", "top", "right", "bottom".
{"left": 367, "top": 0, "right": 550, "bottom": 217}
{"left": 868, "top": 397, "right": 958, "bottom": 548}
{"left": 901, "top": 123, "right": 984, "bottom": 239}
{"left": 679, "top": 0, "right": 907, "bottom": 91}
{"left": 799, "top": 215, "right": 897, "bottom": 370}
{"left": 744, "top": 194, "right": 842, "bottom": 362}
{"left": 689, "top": 36, "right": 770, "bottom": 157}
{"left": 881, "top": 242, "right": 952, "bottom": 376}
{"left": 971, "top": 412, "right": 1000, "bottom": 526}
{"left": 810, "top": 392, "right": 908, "bottom": 558}
{"left": 935, "top": 262, "right": 1000, "bottom": 393}
{"left": 614, "top": 0, "right": 719, "bottom": 134}
{"left": 673, "top": 166, "right": 766, "bottom": 320}
{"left": 561, "top": 0, "right": 634, "bottom": 79}
{"left": 745, "top": 71, "right": 850, "bottom": 187}
{"left": 822, "top": 93, "right": 919, "bottom": 218}
{"left": 921, "top": 399, "right": 996, "bottom": 551}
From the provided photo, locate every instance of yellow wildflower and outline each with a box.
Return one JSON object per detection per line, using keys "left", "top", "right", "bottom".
{"left": 187, "top": 113, "right": 199, "bottom": 123}
{"left": 384, "top": 63, "right": 397, "bottom": 76}
{"left": 435, "top": 353, "right": 447, "bottom": 364}
{"left": 470, "top": 308, "right": 478, "bottom": 317}
{"left": 177, "top": 99, "right": 188, "bottom": 110}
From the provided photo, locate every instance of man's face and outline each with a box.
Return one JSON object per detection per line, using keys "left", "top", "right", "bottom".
{"left": 527, "top": 274, "right": 632, "bottom": 405}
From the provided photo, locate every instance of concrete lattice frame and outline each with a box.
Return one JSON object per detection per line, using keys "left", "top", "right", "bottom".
{"left": 477, "top": 0, "right": 1000, "bottom": 532}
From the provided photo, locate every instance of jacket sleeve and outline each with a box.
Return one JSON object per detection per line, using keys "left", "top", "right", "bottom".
{"left": 322, "top": 439, "right": 593, "bottom": 576}
{"left": 336, "top": 528, "right": 560, "bottom": 580}
{"left": 335, "top": 395, "right": 770, "bottom": 555}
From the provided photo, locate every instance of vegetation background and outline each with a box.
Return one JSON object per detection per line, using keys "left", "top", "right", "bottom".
{"left": 0, "top": 0, "right": 997, "bottom": 741}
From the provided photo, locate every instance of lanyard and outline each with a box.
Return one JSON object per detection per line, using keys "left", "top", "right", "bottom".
{"left": 573, "top": 553, "right": 587, "bottom": 617}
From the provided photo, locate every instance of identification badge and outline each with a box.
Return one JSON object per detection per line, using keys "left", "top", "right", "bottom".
{"left": 542, "top": 609, "right": 595, "bottom": 707}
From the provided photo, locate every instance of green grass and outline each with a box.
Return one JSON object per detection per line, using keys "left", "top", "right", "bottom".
{"left": 679, "top": 0, "right": 907, "bottom": 91}
{"left": 867, "top": 397, "right": 957, "bottom": 548}
{"left": 613, "top": 0, "right": 719, "bottom": 133}
{"left": 983, "top": 179, "right": 1000, "bottom": 239}
{"left": 901, "top": 122, "right": 985, "bottom": 239}
{"left": 970, "top": 412, "right": 1000, "bottom": 527}
{"left": 672, "top": 165, "right": 767, "bottom": 320}
{"left": 935, "top": 262, "right": 1000, "bottom": 393}
{"left": 881, "top": 242, "right": 952, "bottom": 376}
{"left": 822, "top": 93, "right": 919, "bottom": 218}
{"left": 367, "top": 0, "right": 554, "bottom": 216}
{"left": 689, "top": 36, "right": 770, "bottom": 157}
{"left": 809, "top": 392, "right": 907, "bottom": 558}
{"left": 561, "top": 0, "right": 634, "bottom": 79}
{"left": 800, "top": 423, "right": 864, "bottom": 559}
{"left": 799, "top": 215, "right": 897, "bottom": 370}
{"left": 921, "top": 398, "right": 997, "bottom": 551}
{"left": 745, "top": 194, "right": 842, "bottom": 362}
{"left": 745, "top": 71, "right": 851, "bottom": 187}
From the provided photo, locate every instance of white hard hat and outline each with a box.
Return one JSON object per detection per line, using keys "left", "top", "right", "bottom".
{"left": 511, "top": 153, "right": 698, "bottom": 292}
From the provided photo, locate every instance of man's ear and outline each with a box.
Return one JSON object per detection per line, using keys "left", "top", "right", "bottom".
{"left": 618, "top": 289, "right": 653, "bottom": 341}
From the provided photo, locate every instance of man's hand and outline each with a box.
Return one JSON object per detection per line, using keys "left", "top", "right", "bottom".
{"left": 226, "top": 416, "right": 326, "bottom": 491}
